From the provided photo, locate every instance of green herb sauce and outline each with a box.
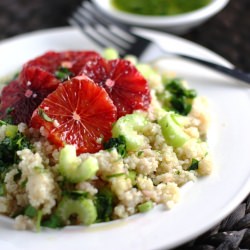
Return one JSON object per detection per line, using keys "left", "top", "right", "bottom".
{"left": 111, "top": 0, "right": 212, "bottom": 16}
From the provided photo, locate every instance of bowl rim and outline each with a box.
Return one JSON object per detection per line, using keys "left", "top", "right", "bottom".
{"left": 92, "top": 0, "right": 230, "bottom": 27}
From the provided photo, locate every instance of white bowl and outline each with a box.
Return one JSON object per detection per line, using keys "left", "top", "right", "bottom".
{"left": 92, "top": 0, "right": 229, "bottom": 34}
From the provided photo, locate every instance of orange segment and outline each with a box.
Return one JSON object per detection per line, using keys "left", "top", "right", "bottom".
{"left": 30, "top": 75, "right": 117, "bottom": 154}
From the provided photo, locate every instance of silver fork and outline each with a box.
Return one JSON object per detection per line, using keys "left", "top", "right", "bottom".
{"left": 69, "top": 1, "right": 250, "bottom": 84}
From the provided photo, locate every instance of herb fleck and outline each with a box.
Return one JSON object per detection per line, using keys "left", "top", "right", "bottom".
{"left": 0, "top": 125, "right": 31, "bottom": 178}
{"left": 164, "top": 78, "right": 197, "bottom": 115}
{"left": 42, "top": 214, "right": 63, "bottom": 229}
{"left": 55, "top": 67, "right": 73, "bottom": 81}
{"left": 106, "top": 173, "right": 126, "bottom": 179}
{"left": 38, "top": 108, "right": 54, "bottom": 122}
{"left": 0, "top": 182, "right": 5, "bottom": 196}
{"left": 188, "top": 158, "right": 199, "bottom": 171}
{"left": 103, "top": 135, "right": 127, "bottom": 157}
{"left": 95, "top": 188, "right": 115, "bottom": 222}
{"left": 24, "top": 205, "right": 37, "bottom": 218}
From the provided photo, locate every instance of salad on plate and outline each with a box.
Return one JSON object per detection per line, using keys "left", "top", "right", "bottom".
{"left": 0, "top": 48, "right": 212, "bottom": 231}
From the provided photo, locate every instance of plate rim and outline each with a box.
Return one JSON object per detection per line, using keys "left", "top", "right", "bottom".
{"left": 0, "top": 26, "right": 249, "bottom": 250}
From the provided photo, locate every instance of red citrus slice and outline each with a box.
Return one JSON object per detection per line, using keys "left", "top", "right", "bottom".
{"left": 0, "top": 67, "right": 59, "bottom": 124}
{"left": 24, "top": 51, "right": 101, "bottom": 78}
{"left": 30, "top": 75, "right": 117, "bottom": 154}
{"left": 80, "top": 57, "right": 151, "bottom": 117}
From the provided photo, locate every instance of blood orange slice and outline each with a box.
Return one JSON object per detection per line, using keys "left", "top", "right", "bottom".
{"left": 0, "top": 67, "right": 59, "bottom": 124}
{"left": 24, "top": 51, "right": 101, "bottom": 78}
{"left": 30, "top": 75, "right": 117, "bottom": 154}
{"left": 80, "top": 57, "right": 151, "bottom": 118}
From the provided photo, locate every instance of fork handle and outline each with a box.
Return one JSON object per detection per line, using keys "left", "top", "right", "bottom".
{"left": 140, "top": 42, "right": 250, "bottom": 84}
{"left": 179, "top": 54, "right": 250, "bottom": 84}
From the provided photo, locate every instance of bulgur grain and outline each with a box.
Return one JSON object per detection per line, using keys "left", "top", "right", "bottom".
{"left": 0, "top": 53, "right": 213, "bottom": 230}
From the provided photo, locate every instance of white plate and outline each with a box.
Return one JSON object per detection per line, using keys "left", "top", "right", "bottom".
{"left": 0, "top": 27, "right": 250, "bottom": 250}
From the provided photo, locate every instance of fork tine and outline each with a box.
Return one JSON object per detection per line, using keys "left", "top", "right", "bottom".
{"left": 77, "top": 3, "right": 135, "bottom": 52}
{"left": 83, "top": 1, "right": 151, "bottom": 56}
{"left": 82, "top": 1, "right": 139, "bottom": 43}
{"left": 76, "top": 7, "right": 130, "bottom": 51}
{"left": 71, "top": 11, "right": 127, "bottom": 54}
{"left": 69, "top": 0, "right": 151, "bottom": 57}
{"left": 83, "top": 1, "right": 137, "bottom": 44}
{"left": 69, "top": 16, "right": 108, "bottom": 49}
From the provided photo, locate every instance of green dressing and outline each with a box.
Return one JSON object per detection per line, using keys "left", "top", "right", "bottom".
{"left": 112, "top": 0, "right": 211, "bottom": 16}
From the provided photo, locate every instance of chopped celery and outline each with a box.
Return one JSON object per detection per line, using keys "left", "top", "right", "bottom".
{"left": 136, "top": 64, "right": 158, "bottom": 79}
{"left": 24, "top": 205, "right": 43, "bottom": 232}
{"left": 5, "top": 125, "right": 18, "bottom": 138}
{"left": 59, "top": 145, "right": 99, "bottom": 183}
{"left": 56, "top": 197, "right": 97, "bottom": 225}
{"left": 128, "top": 170, "right": 136, "bottom": 186}
{"left": 138, "top": 201, "right": 153, "bottom": 213}
{"left": 112, "top": 113, "right": 147, "bottom": 151}
{"left": 158, "top": 112, "right": 189, "bottom": 147}
{"left": 103, "top": 48, "right": 119, "bottom": 60}
{"left": 124, "top": 55, "right": 138, "bottom": 65}
{"left": 36, "top": 210, "right": 43, "bottom": 232}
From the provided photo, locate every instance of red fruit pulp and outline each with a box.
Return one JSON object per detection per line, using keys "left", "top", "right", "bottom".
{"left": 0, "top": 67, "right": 59, "bottom": 124}
{"left": 30, "top": 75, "right": 117, "bottom": 154}
{"left": 80, "top": 57, "right": 151, "bottom": 117}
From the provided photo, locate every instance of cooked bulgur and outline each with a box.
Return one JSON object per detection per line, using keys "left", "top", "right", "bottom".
{"left": 0, "top": 50, "right": 212, "bottom": 231}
